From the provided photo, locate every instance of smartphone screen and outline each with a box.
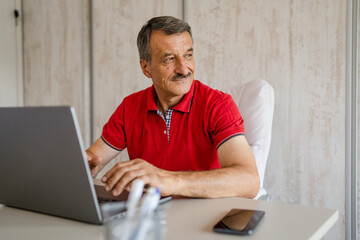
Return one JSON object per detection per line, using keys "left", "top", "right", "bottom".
{"left": 213, "top": 208, "right": 265, "bottom": 235}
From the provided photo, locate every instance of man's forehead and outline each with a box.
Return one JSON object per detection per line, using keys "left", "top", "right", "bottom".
{"left": 149, "top": 31, "right": 193, "bottom": 52}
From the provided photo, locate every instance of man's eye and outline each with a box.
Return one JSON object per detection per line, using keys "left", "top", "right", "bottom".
{"left": 165, "top": 57, "right": 175, "bottom": 63}
{"left": 185, "top": 54, "right": 192, "bottom": 58}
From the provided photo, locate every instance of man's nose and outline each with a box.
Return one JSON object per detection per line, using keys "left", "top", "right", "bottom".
{"left": 174, "top": 58, "right": 189, "bottom": 75}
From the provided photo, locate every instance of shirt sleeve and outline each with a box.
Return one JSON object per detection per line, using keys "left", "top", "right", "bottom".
{"left": 209, "top": 93, "right": 245, "bottom": 149}
{"left": 101, "top": 102, "right": 126, "bottom": 151}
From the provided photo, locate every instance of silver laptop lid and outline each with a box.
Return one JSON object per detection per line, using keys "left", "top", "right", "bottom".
{"left": 0, "top": 106, "right": 103, "bottom": 224}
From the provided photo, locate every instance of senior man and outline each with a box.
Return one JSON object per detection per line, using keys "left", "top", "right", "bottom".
{"left": 86, "top": 16, "right": 259, "bottom": 199}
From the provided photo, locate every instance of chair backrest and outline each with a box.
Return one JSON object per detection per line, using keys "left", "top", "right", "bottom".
{"left": 226, "top": 79, "right": 274, "bottom": 198}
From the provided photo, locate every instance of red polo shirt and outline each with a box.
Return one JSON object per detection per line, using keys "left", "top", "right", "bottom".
{"left": 101, "top": 80, "right": 244, "bottom": 171}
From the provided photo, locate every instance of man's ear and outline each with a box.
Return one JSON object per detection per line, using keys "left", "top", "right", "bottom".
{"left": 140, "top": 59, "right": 152, "bottom": 78}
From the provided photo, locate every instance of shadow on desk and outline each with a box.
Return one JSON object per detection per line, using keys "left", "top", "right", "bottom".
{"left": 0, "top": 205, "right": 103, "bottom": 240}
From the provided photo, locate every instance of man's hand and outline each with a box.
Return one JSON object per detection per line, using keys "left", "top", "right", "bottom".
{"left": 101, "top": 159, "right": 174, "bottom": 196}
{"left": 86, "top": 150, "right": 103, "bottom": 177}
{"left": 85, "top": 137, "right": 120, "bottom": 177}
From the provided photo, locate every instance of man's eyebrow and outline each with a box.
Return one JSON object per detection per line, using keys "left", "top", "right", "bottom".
{"left": 164, "top": 53, "right": 173, "bottom": 57}
{"left": 163, "top": 48, "right": 193, "bottom": 58}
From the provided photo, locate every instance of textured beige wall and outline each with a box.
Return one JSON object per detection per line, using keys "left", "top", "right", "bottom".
{"left": 23, "top": 0, "right": 91, "bottom": 146}
{"left": 186, "top": 0, "right": 346, "bottom": 239}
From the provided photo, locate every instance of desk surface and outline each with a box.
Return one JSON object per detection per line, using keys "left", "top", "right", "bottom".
{"left": 0, "top": 197, "right": 338, "bottom": 240}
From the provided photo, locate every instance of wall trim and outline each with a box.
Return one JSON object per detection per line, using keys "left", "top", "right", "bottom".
{"left": 345, "top": 0, "right": 359, "bottom": 239}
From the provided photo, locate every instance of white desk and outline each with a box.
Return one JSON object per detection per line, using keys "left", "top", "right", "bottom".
{"left": 0, "top": 197, "right": 338, "bottom": 240}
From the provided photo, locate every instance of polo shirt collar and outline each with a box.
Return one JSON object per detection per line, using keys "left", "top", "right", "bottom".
{"left": 147, "top": 80, "right": 195, "bottom": 113}
{"left": 147, "top": 86, "right": 158, "bottom": 111}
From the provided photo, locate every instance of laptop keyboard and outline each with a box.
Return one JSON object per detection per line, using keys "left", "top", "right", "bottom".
{"left": 97, "top": 196, "right": 122, "bottom": 204}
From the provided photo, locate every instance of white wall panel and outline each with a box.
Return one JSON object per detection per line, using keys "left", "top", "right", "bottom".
{"left": 0, "top": 0, "right": 23, "bottom": 107}
{"left": 23, "top": 0, "right": 90, "bottom": 145}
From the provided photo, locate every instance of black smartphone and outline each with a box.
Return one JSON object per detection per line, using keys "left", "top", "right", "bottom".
{"left": 213, "top": 208, "right": 265, "bottom": 235}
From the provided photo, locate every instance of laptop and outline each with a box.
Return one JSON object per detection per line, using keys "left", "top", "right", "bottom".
{"left": 0, "top": 106, "right": 171, "bottom": 224}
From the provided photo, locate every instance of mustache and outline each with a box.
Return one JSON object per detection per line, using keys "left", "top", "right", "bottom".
{"left": 171, "top": 72, "right": 192, "bottom": 81}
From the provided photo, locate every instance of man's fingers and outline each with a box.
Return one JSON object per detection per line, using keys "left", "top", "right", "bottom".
{"left": 101, "top": 159, "right": 165, "bottom": 196}
{"left": 102, "top": 160, "right": 138, "bottom": 182}
{"left": 111, "top": 169, "right": 147, "bottom": 196}
{"left": 103, "top": 162, "right": 141, "bottom": 192}
{"left": 115, "top": 171, "right": 153, "bottom": 196}
{"left": 86, "top": 154, "right": 103, "bottom": 177}
{"left": 89, "top": 156, "right": 102, "bottom": 168}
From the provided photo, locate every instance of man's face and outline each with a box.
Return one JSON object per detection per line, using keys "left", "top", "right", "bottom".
{"left": 140, "top": 30, "right": 195, "bottom": 101}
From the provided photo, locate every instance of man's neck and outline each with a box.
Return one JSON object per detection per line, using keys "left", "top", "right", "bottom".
{"left": 156, "top": 94, "right": 184, "bottom": 116}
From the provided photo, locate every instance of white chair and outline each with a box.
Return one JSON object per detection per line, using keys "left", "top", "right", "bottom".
{"left": 226, "top": 79, "right": 275, "bottom": 200}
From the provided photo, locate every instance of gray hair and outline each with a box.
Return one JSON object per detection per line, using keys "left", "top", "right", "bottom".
{"left": 137, "top": 16, "right": 192, "bottom": 63}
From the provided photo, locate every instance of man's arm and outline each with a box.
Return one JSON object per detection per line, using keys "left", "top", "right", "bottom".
{"left": 86, "top": 137, "right": 120, "bottom": 177}
{"left": 171, "top": 135, "right": 260, "bottom": 198}
{"left": 101, "top": 135, "right": 260, "bottom": 198}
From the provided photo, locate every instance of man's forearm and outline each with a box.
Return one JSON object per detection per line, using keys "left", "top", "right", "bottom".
{"left": 86, "top": 137, "right": 120, "bottom": 175}
{"left": 169, "top": 166, "right": 260, "bottom": 199}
